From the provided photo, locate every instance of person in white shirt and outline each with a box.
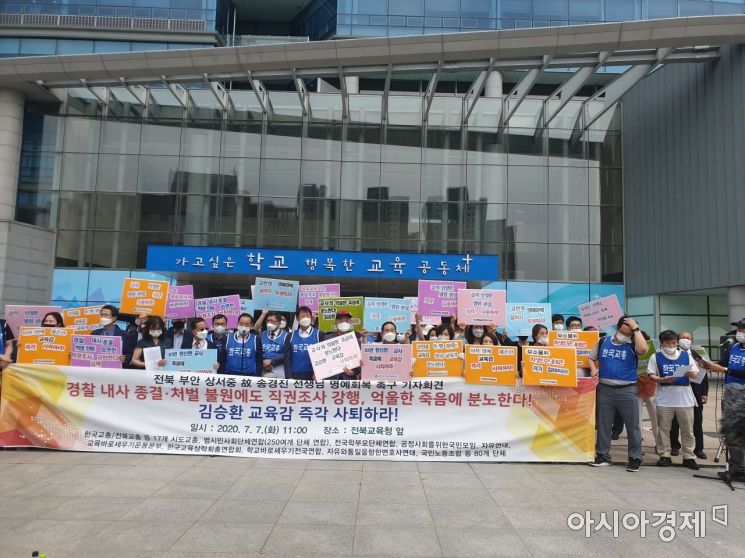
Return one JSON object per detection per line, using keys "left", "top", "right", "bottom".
{"left": 647, "top": 330, "right": 700, "bottom": 469}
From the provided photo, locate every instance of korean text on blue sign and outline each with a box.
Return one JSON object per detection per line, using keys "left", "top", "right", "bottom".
{"left": 146, "top": 246, "right": 499, "bottom": 281}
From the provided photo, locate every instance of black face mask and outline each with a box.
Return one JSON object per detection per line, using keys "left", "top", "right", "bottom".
{"left": 173, "top": 321, "right": 185, "bottom": 330}
{"left": 42, "top": 323, "right": 56, "bottom": 328}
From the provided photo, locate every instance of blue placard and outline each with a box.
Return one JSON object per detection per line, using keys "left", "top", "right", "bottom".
{"left": 146, "top": 246, "right": 499, "bottom": 281}
{"left": 240, "top": 299, "right": 254, "bottom": 316}
{"left": 505, "top": 303, "right": 552, "bottom": 337}
{"left": 253, "top": 277, "right": 300, "bottom": 312}
{"left": 363, "top": 298, "right": 411, "bottom": 332}
{"left": 165, "top": 349, "right": 218, "bottom": 373}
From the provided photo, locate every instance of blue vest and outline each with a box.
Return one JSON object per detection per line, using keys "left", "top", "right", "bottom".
{"left": 289, "top": 327, "right": 319, "bottom": 373}
{"left": 261, "top": 329, "right": 286, "bottom": 360}
{"left": 655, "top": 351, "right": 690, "bottom": 386}
{"left": 726, "top": 342, "right": 745, "bottom": 385}
{"left": 225, "top": 332, "right": 258, "bottom": 375}
{"left": 598, "top": 335, "right": 638, "bottom": 382}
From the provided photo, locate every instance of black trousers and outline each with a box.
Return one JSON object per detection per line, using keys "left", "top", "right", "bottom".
{"left": 670, "top": 405, "right": 704, "bottom": 452}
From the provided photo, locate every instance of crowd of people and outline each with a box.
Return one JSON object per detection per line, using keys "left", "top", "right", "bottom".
{"left": 1, "top": 304, "right": 743, "bottom": 478}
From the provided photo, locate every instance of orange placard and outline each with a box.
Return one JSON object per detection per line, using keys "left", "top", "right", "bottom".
{"left": 120, "top": 278, "right": 169, "bottom": 316}
{"left": 464, "top": 345, "right": 518, "bottom": 386}
{"left": 548, "top": 330, "right": 600, "bottom": 368}
{"left": 522, "top": 346, "right": 577, "bottom": 387}
{"left": 62, "top": 306, "right": 103, "bottom": 335}
{"left": 16, "top": 327, "right": 74, "bottom": 365}
{"left": 412, "top": 340, "right": 463, "bottom": 378}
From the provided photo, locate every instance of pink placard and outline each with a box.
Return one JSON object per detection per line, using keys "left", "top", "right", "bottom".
{"left": 308, "top": 332, "right": 362, "bottom": 381}
{"left": 457, "top": 289, "right": 507, "bottom": 326}
{"left": 578, "top": 295, "right": 624, "bottom": 332}
{"left": 417, "top": 280, "right": 466, "bottom": 318}
{"left": 298, "top": 284, "right": 341, "bottom": 312}
{"left": 165, "top": 285, "right": 196, "bottom": 319}
{"left": 70, "top": 335, "right": 123, "bottom": 368}
{"left": 3, "top": 305, "right": 62, "bottom": 338}
{"left": 405, "top": 297, "right": 440, "bottom": 326}
{"left": 195, "top": 295, "right": 241, "bottom": 329}
{"left": 361, "top": 343, "right": 412, "bottom": 382}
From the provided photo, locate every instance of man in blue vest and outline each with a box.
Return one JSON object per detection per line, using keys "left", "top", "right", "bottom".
{"left": 716, "top": 318, "right": 745, "bottom": 480}
{"left": 588, "top": 315, "right": 649, "bottom": 471}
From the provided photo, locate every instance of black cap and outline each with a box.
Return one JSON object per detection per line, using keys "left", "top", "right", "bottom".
{"left": 732, "top": 318, "right": 745, "bottom": 328}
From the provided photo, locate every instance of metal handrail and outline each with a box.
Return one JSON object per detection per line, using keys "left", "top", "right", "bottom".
{"left": 0, "top": 13, "right": 207, "bottom": 32}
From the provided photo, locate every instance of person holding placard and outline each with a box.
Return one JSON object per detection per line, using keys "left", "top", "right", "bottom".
{"left": 588, "top": 315, "right": 649, "bottom": 472}
{"left": 647, "top": 330, "right": 700, "bottom": 470}
{"left": 189, "top": 317, "right": 222, "bottom": 371}
{"left": 131, "top": 316, "right": 171, "bottom": 369}
{"left": 284, "top": 306, "right": 321, "bottom": 381}
{"left": 529, "top": 324, "right": 549, "bottom": 346}
{"left": 260, "top": 311, "right": 287, "bottom": 378}
{"left": 322, "top": 309, "right": 361, "bottom": 379}
{"left": 42, "top": 312, "right": 65, "bottom": 328}
{"left": 92, "top": 305, "right": 133, "bottom": 367}
{"left": 551, "top": 314, "right": 565, "bottom": 331}
{"left": 224, "top": 313, "right": 263, "bottom": 376}
{"left": 566, "top": 316, "right": 583, "bottom": 331}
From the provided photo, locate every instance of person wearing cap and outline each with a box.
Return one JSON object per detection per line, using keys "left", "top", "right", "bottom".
{"left": 322, "top": 308, "right": 361, "bottom": 380}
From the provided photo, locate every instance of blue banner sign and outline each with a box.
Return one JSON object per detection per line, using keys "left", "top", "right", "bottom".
{"left": 147, "top": 246, "right": 499, "bottom": 281}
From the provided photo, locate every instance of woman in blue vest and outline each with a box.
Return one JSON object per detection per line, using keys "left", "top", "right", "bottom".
{"left": 224, "top": 313, "right": 263, "bottom": 376}
{"left": 259, "top": 311, "right": 287, "bottom": 378}
{"left": 284, "top": 306, "right": 321, "bottom": 381}
{"left": 588, "top": 315, "right": 649, "bottom": 472}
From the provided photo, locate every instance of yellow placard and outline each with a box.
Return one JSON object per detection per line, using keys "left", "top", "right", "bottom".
{"left": 412, "top": 340, "right": 464, "bottom": 378}
{"left": 522, "top": 345, "right": 578, "bottom": 387}
{"left": 16, "top": 327, "right": 74, "bottom": 365}
{"left": 464, "top": 344, "right": 518, "bottom": 386}
{"left": 62, "top": 306, "right": 103, "bottom": 335}
{"left": 548, "top": 330, "right": 600, "bottom": 368}
{"left": 120, "top": 278, "right": 169, "bottom": 316}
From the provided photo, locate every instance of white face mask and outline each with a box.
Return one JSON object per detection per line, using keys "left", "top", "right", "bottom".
{"left": 280, "top": 320, "right": 287, "bottom": 329}
{"left": 678, "top": 339, "right": 692, "bottom": 351}
{"left": 472, "top": 328, "right": 484, "bottom": 338}
{"left": 299, "top": 317, "right": 312, "bottom": 328}
{"left": 553, "top": 324, "right": 564, "bottom": 331}
{"left": 537, "top": 336, "right": 549, "bottom": 345}
{"left": 100, "top": 317, "right": 113, "bottom": 326}
{"left": 195, "top": 330, "right": 208, "bottom": 340}
{"left": 149, "top": 329, "right": 162, "bottom": 338}
{"left": 237, "top": 326, "right": 251, "bottom": 336}
{"left": 662, "top": 345, "right": 677, "bottom": 356}
{"left": 569, "top": 325, "right": 582, "bottom": 331}
{"left": 438, "top": 334, "right": 450, "bottom": 341}
{"left": 213, "top": 325, "right": 225, "bottom": 335}
{"left": 382, "top": 332, "right": 397, "bottom": 343}
{"left": 266, "top": 323, "right": 278, "bottom": 332}
{"left": 337, "top": 322, "right": 352, "bottom": 333}
{"left": 736, "top": 332, "right": 745, "bottom": 343}
{"left": 615, "top": 333, "right": 631, "bottom": 344}
{"left": 396, "top": 333, "right": 406, "bottom": 343}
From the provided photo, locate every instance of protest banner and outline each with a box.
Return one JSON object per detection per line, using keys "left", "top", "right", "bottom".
{"left": 240, "top": 299, "right": 254, "bottom": 317}
{"left": 457, "top": 289, "right": 507, "bottom": 326}
{"left": 3, "top": 305, "right": 62, "bottom": 338}
{"left": 16, "top": 327, "right": 74, "bottom": 365}
{"left": 62, "top": 306, "right": 104, "bottom": 335}
{"left": 318, "top": 297, "right": 364, "bottom": 332}
{"left": 412, "top": 340, "right": 464, "bottom": 378}
{"left": 360, "top": 344, "right": 413, "bottom": 382}
{"left": 522, "top": 346, "right": 578, "bottom": 387}
{"left": 417, "top": 280, "right": 465, "bottom": 318}
{"left": 363, "top": 298, "right": 411, "bottom": 332}
{"left": 253, "top": 278, "right": 300, "bottom": 312}
{"left": 578, "top": 295, "right": 624, "bottom": 332}
{"left": 548, "top": 330, "right": 600, "bottom": 369}
{"left": 464, "top": 345, "right": 518, "bottom": 386}
{"left": 194, "top": 295, "right": 241, "bottom": 329}
{"left": 120, "top": 279, "right": 169, "bottom": 316}
{"left": 165, "top": 285, "right": 196, "bottom": 319}
{"left": 405, "top": 296, "right": 440, "bottom": 326}
{"left": 70, "top": 335, "right": 122, "bottom": 368}
{"left": 505, "top": 303, "right": 552, "bottom": 337}
{"left": 308, "top": 332, "right": 362, "bottom": 381}
{"left": 165, "top": 349, "right": 218, "bottom": 374}
{"left": 0, "top": 364, "right": 597, "bottom": 462}
{"left": 298, "top": 284, "right": 341, "bottom": 312}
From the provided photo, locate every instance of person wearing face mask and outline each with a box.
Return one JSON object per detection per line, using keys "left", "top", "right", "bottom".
{"left": 225, "top": 313, "right": 263, "bottom": 376}
{"left": 166, "top": 317, "right": 192, "bottom": 350}
{"left": 322, "top": 309, "right": 362, "bottom": 380}
{"left": 372, "top": 321, "right": 409, "bottom": 345}
{"left": 260, "top": 312, "right": 287, "bottom": 378}
{"left": 131, "top": 316, "right": 171, "bottom": 369}
{"left": 41, "top": 312, "right": 65, "bottom": 328}
{"left": 566, "top": 316, "right": 583, "bottom": 331}
{"left": 92, "top": 304, "right": 133, "bottom": 367}
{"left": 529, "top": 324, "right": 549, "bottom": 346}
{"left": 647, "top": 330, "right": 700, "bottom": 469}
{"left": 481, "top": 332, "right": 499, "bottom": 346}
{"left": 434, "top": 324, "right": 455, "bottom": 341}
{"left": 588, "top": 315, "right": 649, "bottom": 472}
{"left": 551, "top": 314, "right": 565, "bottom": 331}
{"left": 190, "top": 317, "right": 222, "bottom": 371}
{"left": 284, "top": 306, "right": 321, "bottom": 381}
{"left": 207, "top": 314, "right": 229, "bottom": 362}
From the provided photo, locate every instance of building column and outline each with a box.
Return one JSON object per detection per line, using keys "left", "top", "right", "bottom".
{"left": 0, "top": 89, "right": 24, "bottom": 222}
{"left": 728, "top": 286, "right": 745, "bottom": 325}
{"left": 484, "top": 72, "right": 502, "bottom": 98}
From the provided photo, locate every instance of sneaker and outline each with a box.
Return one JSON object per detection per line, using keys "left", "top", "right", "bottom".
{"left": 671, "top": 448, "right": 680, "bottom": 456}
{"left": 657, "top": 457, "right": 672, "bottom": 467}
{"left": 682, "top": 459, "right": 700, "bottom": 470}
{"left": 626, "top": 458, "right": 642, "bottom": 472}
{"left": 588, "top": 456, "right": 612, "bottom": 467}
{"left": 695, "top": 451, "right": 707, "bottom": 460}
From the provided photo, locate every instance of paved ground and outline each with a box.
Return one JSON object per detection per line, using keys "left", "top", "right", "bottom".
{"left": 1, "top": 389, "right": 743, "bottom": 558}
